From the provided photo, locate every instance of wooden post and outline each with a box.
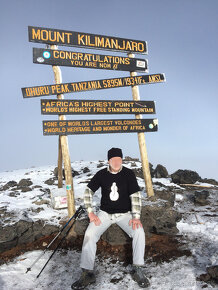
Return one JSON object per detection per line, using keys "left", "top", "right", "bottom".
{"left": 128, "top": 53, "right": 154, "bottom": 197}
{"left": 58, "top": 136, "right": 63, "bottom": 188}
{"left": 50, "top": 45, "right": 75, "bottom": 216}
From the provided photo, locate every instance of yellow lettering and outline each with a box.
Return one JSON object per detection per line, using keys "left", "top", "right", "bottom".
{"left": 111, "top": 39, "right": 118, "bottom": 49}
{"left": 57, "top": 32, "right": 65, "bottom": 43}
{"left": 51, "top": 85, "right": 57, "bottom": 94}
{"left": 65, "top": 32, "right": 72, "bottom": 43}
{"left": 41, "top": 30, "right": 49, "bottom": 41}
{"left": 97, "top": 37, "right": 105, "bottom": 47}
{"left": 104, "top": 38, "right": 111, "bottom": 48}
{"left": 53, "top": 51, "right": 59, "bottom": 58}
{"left": 63, "top": 84, "right": 70, "bottom": 92}
{"left": 32, "top": 28, "right": 40, "bottom": 40}
{"left": 78, "top": 34, "right": 85, "bottom": 45}
{"left": 87, "top": 35, "right": 95, "bottom": 46}
{"left": 77, "top": 53, "right": 83, "bottom": 60}
{"left": 149, "top": 75, "right": 161, "bottom": 83}
{"left": 131, "top": 42, "right": 137, "bottom": 51}
{"left": 65, "top": 51, "right": 72, "bottom": 59}
{"left": 138, "top": 43, "right": 144, "bottom": 52}
{"left": 118, "top": 40, "right": 125, "bottom": 50}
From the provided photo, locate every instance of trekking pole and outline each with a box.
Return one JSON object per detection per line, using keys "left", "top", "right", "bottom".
{"left": 36, "top": 206, "right": 85, "bottom": 278}
{"left": 26, "top": 205, "right": 84, "bottom": 273}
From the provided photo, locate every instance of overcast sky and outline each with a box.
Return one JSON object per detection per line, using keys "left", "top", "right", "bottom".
{"left": 0, "top": 0, "right": 217, "bottom": 180}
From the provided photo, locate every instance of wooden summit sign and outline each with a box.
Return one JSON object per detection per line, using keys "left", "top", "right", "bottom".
{"left": 29, "top": 26, "right": 147, "bottom": 54}
{"left": 41, "top": 100, "right": 156, "bottom": 115}
{"left": 43, "top": 118, "right": 158, "bottom": 136}
{"left": 22, "top": 73, "right": 165, "bottom": 98}
{"left": 33, "top": 48, "right": 148, "bottom": 72}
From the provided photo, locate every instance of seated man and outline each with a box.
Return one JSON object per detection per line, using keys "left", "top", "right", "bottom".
{"left": 72, "top": 147, "right": 150, "bottom": 289}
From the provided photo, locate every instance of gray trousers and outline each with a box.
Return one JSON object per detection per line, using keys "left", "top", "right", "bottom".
{"left": 80, "top": 210, "right": 145, "bottom": 270}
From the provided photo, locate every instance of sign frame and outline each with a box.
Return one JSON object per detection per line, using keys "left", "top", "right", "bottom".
{"left": 33, "top": 48, "right": 148, "bottom": 72}
{"left": 43, "top": 118, "right": 158, "bottom": 136}
{"left": 28, "top": 26, "right": 147, "bottom": 54}
{"left": 22, "top": 73, "right": 165, "bottom": 98}
{"left": 41, "top": 99, "right": 156, "bottom": 115}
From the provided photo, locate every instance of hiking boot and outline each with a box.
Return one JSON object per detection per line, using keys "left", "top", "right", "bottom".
{"left": 71, "top": 269, "right": 96, "bottom": 289}
{"left": 131, "top": 265, "right": 150, "bottom": 288}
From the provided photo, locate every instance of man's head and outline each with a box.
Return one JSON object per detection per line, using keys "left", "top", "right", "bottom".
{"left": 107, "top": 147, "right": 123, "bottom": 172}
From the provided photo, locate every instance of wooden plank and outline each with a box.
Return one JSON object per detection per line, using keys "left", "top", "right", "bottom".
{"left": 41, "top": 99, "right": 156, "bottom": 115}
{"left": 43, "top": 118, "right": 158, "bottom": 136}
{"left": 57, "top": 136, "right": 63, "bottom": 188}
{"left": 50, "top": 45, "right": 75, "bottom": 216}
{"left": 22, "top": 73, "right": 165, "bottom": 98}
{"left": 28, "top": 26, "right": 147, "bottom": 54}
{"left": 128, "top": 53, "right": 154, "bottom": 197}
{"left": 33, "top": 48, "right": 148, "bottom": 72}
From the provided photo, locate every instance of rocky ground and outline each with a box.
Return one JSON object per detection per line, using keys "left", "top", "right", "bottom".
{"left": 0, "top": 159, "right": 217, "bottom": 289}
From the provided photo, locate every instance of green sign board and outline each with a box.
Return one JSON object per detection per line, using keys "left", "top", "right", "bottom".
{"left": 41, "top": 99, "right": 156, "bottom": 115}
{"left": 33, "top": 48, "right": 148, "bottom": 72}
{"left": 22, "top": 74, "right": 165, "bottom": 98}
{"left": 43, "top": 118, "right": 158, "bottom": 136}
{"left": 28, "top": 26, "right": 147, "bottom": 54}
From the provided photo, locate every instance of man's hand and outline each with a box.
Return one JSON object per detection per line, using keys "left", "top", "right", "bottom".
{"left": 129, "top": 218, "right": 142, "bottom": 230}
{"left": 88, "top": 212, "right": 101, "bottom": 226}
